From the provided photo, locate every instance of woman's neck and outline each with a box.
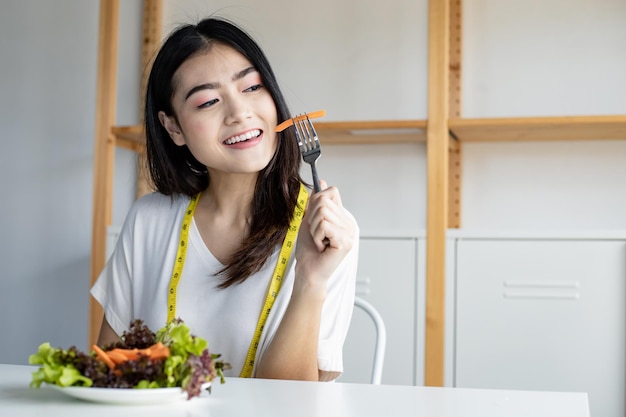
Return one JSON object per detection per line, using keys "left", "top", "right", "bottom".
{"left": 204, "top": 171, "right": 255, "bottom": 208}
{"left": 194, "top": 173, "right": 257, "bottom": 259}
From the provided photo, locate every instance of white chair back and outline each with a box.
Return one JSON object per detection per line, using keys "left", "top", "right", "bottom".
{"left": 353, "top": 296, "right": 387, "bottom": 384}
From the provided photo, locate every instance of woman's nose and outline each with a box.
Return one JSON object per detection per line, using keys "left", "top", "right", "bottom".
{"left": 224, "top": 95, "right": 252, "bottom": 125}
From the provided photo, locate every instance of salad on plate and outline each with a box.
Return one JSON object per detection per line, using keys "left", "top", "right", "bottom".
{"left": 29, "top": 319, "right": 228, "bottom": 400}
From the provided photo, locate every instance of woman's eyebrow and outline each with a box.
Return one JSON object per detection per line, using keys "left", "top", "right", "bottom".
{"left": 185, "top": 82, "right": 218, "bottom": 100}
{"left": 233, "top": 66, "right": 256, "bottom": 81}
{"left": 184, "top": 66, "right": 258, "bottom": 101}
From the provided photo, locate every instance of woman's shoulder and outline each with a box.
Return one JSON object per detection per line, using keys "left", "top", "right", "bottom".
{"left": 134, "top": 191, "right": 189, "bottom": 209}
{"left": 109, "top": 192, "right": 195, "bottom": 266}
{"left": 124, "top": 192, "right": 192, "bottom": 228}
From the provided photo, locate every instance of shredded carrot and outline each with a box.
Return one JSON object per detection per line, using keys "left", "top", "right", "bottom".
{"left": 92, "top": 344, "right": 116, "bottom": 369}
{"left": 106, "top": 349, "right": 128, "bottom": 365}
{"left": 93, "top": 342, "right": 171, "bottom": 368}
{"left": 145, "top": 342, "right": 170, "bottom": 360}
{"left": 275, "top": 110, "right": 326, "bottom": 132}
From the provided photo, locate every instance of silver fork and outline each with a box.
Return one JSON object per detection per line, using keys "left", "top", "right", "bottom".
{"left": 293, "top": 115, "right": 322, "bottom": 193}
{"left": 292, "top": 114, "right": 330, "bottom": 246}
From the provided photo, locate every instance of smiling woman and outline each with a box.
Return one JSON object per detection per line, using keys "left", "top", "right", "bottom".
{"left": 90, "top": 17, "right": 360, "bottom": 383}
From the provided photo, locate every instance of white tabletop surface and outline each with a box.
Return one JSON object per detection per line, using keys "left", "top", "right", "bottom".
{"left": 0, "top": 364, "right": 589, "bottom": 417}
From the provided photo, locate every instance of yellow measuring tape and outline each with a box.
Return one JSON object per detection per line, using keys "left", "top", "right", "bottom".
{"left": 167, "top": 193, "right": 200, "bottom": 323}
{"left": 167, "top": 184, "right": 308, "bottom": 378}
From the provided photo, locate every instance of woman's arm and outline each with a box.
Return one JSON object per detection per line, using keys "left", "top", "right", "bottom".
{"left": 254, "top": 276, "right": 326, "bottom": 380}
{"left": 96, "top": 316, "right": 121, "bottom": 347}
{"left": 254, "top": 181, "right": 356, "bottom": 381}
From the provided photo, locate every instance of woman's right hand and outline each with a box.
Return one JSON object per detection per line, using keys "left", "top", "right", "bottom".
{"left": 294, "top": 180, "right": 356, "bottom": 290}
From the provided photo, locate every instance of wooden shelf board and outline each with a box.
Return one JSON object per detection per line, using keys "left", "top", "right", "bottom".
{"left": 112, "top": 116, "right": 626, "bottom": 148}
{"left": 112, "top": 125, "right": 144, "bottom": 152}
{"left": 111, "top": 120, "right": 428, "bottom": 150}
{"left": 450, "top": 115, "right": 626, "bottom": 142}
{"left": 316, "top": 120, "right": 427, "bottom": 144}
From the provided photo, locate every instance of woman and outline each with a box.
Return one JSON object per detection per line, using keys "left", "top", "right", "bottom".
{"left": 90, "top": 17, "right": 359, "bottom": 382}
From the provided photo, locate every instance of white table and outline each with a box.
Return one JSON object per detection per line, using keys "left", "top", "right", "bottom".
{"left": 0, "top": 364, "right": 589, "bottom": 417}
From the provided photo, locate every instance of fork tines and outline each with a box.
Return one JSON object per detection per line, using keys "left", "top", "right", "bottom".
{"left": 293, "top": 114, "right": 322, "bottom": 193}
{"left": 294, "top": 116, "right": 320, "bottom": 152}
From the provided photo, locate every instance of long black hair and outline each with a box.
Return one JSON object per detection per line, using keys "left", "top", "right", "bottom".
{"left": 144, "top": 17, "right": 303, "bottom": 287}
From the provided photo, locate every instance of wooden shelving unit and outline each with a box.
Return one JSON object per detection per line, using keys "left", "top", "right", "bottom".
{"left": 90, "top": 0, "right": 626, "bottom": 385}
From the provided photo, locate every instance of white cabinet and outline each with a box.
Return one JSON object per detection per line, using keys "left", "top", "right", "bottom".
{"left": 340, "top": 236, "right": 424, "bottom": 386}
{"left": 451, "top": 237, "right": 626, "bottom": 417}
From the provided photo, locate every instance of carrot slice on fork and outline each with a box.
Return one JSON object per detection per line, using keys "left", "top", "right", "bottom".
{"left": 275, "top": 110, "right": 326, "bottom": 132}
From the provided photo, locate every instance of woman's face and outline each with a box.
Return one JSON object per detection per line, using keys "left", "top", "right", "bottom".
{"left": 160, "top": 43, "right": 278, "bottom": 179}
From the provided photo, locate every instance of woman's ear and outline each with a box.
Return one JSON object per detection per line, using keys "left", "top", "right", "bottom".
{"left": 158, "top": 111, "right": 185, "bottom": 146}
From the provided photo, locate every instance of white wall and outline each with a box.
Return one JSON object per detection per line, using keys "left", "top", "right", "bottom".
{"left": 0, "top": 0, "right": 97, "bottom": 364}
{"left": 463, "top": 0, "right": 626, "bottom": 118}
{"left": 0, "top": 0, "right": 624, "bottom": 365}
{"left": 461, "top": 0, "right": 626, "bottom": 230}
{"left": 0, "top": 0, "right": 142, "bottom": 364}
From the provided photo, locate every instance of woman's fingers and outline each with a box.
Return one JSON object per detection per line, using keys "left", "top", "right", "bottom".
{"left": 308, "top": 205, "right": 342, "bottom": 247}
{"left": 306, "top": 182, "right": 351, "bottom": 252}
{"left": 295, "top": 181, "right": 356, "bottom": 282}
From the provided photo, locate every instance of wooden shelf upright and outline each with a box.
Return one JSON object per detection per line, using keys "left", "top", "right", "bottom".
{"left": 89, "top": 0, "right": 120, "bottom": 347}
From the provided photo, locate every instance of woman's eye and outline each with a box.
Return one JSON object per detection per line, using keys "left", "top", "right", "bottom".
{"left": 244, "top": 84, "right": 263, "bottom": 93}
{"left": 198, "top": 98, "right": 218, "bottom": 109}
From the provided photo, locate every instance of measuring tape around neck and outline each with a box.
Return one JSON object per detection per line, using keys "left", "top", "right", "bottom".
{"left": 166, "top": 183, "right": 308, "bottom": 378}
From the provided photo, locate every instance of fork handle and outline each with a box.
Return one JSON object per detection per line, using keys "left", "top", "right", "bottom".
{"left": 309, "top": 164, "right": 329, "bottom": 246}
{"left": 311, "top": 164, "right": 321, "bottom": 193}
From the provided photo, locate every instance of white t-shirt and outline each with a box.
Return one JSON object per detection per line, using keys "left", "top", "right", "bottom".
{"left": 90, "top": 192, "right": 359, "bottom": 377}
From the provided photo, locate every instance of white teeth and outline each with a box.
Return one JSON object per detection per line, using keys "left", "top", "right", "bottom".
{"left": 225, "top": 130, "right": 261, "bottom": 145}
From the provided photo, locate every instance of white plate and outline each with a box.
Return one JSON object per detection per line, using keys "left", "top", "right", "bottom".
{"left": 49, "top": 382, "right": 211, "bottom": 405}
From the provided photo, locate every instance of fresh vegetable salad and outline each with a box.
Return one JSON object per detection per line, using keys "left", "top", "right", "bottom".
{"left": 29, "top": 319, "right": 228, "bottom": 399}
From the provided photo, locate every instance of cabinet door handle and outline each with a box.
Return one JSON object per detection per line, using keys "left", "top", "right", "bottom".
{"left": 502, "top": 280, "right": 580, "bottom": 300}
